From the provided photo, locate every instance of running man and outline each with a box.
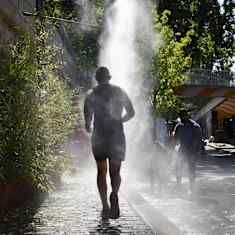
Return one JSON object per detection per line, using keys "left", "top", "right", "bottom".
{"left": 84, "top": 67, "right": 135, "bottom": 219}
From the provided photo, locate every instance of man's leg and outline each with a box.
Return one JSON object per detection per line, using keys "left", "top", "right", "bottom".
{"left": 96, "top": 160, "right": 109, "bottom": 216}
{"left": 176, "top": 155, "right": 183, "bottom": 187}
{"left": 188, "top": 155, "right": 196, "bottom": 193}
{"left": 109, "top": 159, "right": 122, "bottom": 194}
{"left": 109, "top": 159, "right": 121, "bottom": 219}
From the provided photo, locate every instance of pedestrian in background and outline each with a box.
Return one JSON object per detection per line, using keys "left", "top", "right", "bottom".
{"left": 173, "top": 109, "right": 203, "bottom": 194}
{"left": 84, "top": 67, "right": 135, "bottom": 220}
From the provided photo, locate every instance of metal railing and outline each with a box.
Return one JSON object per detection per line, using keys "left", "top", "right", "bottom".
{"left": 185, "top": 69, "right": 235, "bottom": 87}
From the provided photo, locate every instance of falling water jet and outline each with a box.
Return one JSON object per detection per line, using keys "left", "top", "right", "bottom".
{"left": 98, "top": 0, "right": 160, "bottom": 176}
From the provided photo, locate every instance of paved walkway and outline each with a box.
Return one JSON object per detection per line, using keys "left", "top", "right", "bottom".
{"left": 132, "top": 154, "right": 235, "bottom": 235}
{"left": 0, "top": 167, "right": 154, "bottom": 235}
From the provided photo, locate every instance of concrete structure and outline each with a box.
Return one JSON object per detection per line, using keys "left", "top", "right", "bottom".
{"left": 0, "top": 0, "right": 35, "bottom": 42}
{"left": 175, "top": 69, "right": 235, "bottom": 143}
{"left": 0, "top": 0, "right": 78, "bottom": 84}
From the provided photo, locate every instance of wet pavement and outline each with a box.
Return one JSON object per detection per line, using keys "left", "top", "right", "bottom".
{"left": 130, "top": 153, "right": 235, "bottom": 235}
{"left": 1, "top": 146, "right": 235, "bottom": 235}
{"left": 0, "top": 167, "right": 154, "bottom": 235}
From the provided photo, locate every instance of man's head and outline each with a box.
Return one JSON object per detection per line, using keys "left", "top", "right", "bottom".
{"left": 95, "top": 66, "right": 111, "bottom": 84}
{"left": 179, "top": 109, "right": 190, "bottom": 123}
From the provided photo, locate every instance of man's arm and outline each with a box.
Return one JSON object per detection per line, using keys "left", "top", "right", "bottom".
{"left": 83, "top": 93, "right": 93, "bottom": 133}
{"left": 121, "top": 90, "right": 135, "bottom": 123}
{"left": 172, "top": 123, "right": 180, "bottom": 147}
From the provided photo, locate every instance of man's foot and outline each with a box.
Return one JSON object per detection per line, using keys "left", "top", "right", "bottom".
{"left": 109, "top": 192, "right": 120, "bottom": 219}
{"left": 101, "top": 208, "right": 110, "bottom": 220}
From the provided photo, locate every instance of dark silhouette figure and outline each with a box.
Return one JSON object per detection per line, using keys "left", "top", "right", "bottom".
{"left": 84, "top": 67, "right": 135, "bottom": 219}
{"left": 173, "top": 109, "right": 202, "bottom": 194}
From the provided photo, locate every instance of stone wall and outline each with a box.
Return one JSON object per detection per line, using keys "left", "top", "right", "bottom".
{"left": 0, "top": 0, "right": 35, "bottom": 42}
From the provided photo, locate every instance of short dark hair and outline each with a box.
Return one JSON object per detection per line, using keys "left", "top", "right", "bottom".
{"left": 95, "top": 66, "right": 111, "bottom": 82}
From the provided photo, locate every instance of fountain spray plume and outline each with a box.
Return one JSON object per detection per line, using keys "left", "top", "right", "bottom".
{"left": 99, "top": 0, "right": 157, "bottom": 112}
{"left": 99, "top": 0, "right": 166, "bottom": 181}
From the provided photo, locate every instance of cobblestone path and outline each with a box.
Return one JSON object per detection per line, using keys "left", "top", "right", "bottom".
{"left": 0, "top": 168, "right": 154, "bottom": 235}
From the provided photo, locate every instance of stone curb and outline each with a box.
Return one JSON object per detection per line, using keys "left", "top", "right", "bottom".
{"left": 122, "top": 187, "right": 183, "bottom": 235}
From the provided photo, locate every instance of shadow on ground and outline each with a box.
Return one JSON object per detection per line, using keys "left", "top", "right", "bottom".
{"left": 0, "top": 193, "right": 47, "bottom": 234}
{"left": 89, "top": 219, "right": 122, "bottom": 235}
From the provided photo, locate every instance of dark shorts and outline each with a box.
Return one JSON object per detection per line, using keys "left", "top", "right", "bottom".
{"left": 91, "top": 132, "right": 126, "bottom": 161}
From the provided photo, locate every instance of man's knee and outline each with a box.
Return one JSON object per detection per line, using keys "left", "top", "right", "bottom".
{"left": 98, "top": 170, "right": 107, "bottom": 178}
{"left": 110, "top": 166, "right": 120, "bottom": 177}
{"left": 109, "top": 160, "right": 121, "bottom": 178}
{"left": 110, "top": 170, "right": 121, "bottom": 179}
{"left": 97, "top": 160, "right": 107, "bottom": 177}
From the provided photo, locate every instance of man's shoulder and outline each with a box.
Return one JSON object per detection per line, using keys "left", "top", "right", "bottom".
{"left": 91, "top": 84, "right": 124, "bottom": 98}
{"left": 93, "top": 83, "right": 121, "bottom": 91}
{"left": 90, "top": 85, "right": 104, "bottom": 95}
{"left": 110, "top": 84, "right": 123, "bottom": 92}
{"left": 109, "top": 84, "right": 127, "bottom": 98}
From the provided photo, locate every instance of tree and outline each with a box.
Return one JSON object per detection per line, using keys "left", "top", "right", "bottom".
{"left": 43, "top": 0, "right": 78, "bottom": 20}
{"left": 65, "top": 1, "right": 105, "bottom": 88}
{"left": 218, "top": 0, "right": 235, "bottom": 70}
{"left": 157, "top": 0, "right": 234, "bottom": 71}
{"left": 39, "top": 1, "right": 106, "bottom": 90}
{"left": 151, "top": 11, "right": 192, "bottom": 114}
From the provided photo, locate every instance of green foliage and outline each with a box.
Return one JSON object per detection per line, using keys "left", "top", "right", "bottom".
{"left": 63, "top": 1, "right": 105, "bottom": 87}
{"left": 43, "top": 0, "right": 77, "bottom": 20}
{"left": 197, "top": 29, "right": 215, "bottom": 69}
{"left": 70, "top": 30, "right": 99, "bottom": 71}
{"left": 152, "top": 11, "right": 192, "bottom": 114}
{"left": 0, "top": 27, "right": 77, "bottom": 191}
{"left": 218, "top": 0, "right": 235, "bottom": 70}
{"left": 68, "top": 0, "right": 105, "bottom": 70}
{"left": 93, "top": 0, "right": 105, "bottom": 24}
{"left": 157, "top": 0, "right": 234, "bottom": 71}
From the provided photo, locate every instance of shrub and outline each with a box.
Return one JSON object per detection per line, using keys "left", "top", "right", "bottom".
{"left": 0, "top": 27, "right": 77, "bottom": 191}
